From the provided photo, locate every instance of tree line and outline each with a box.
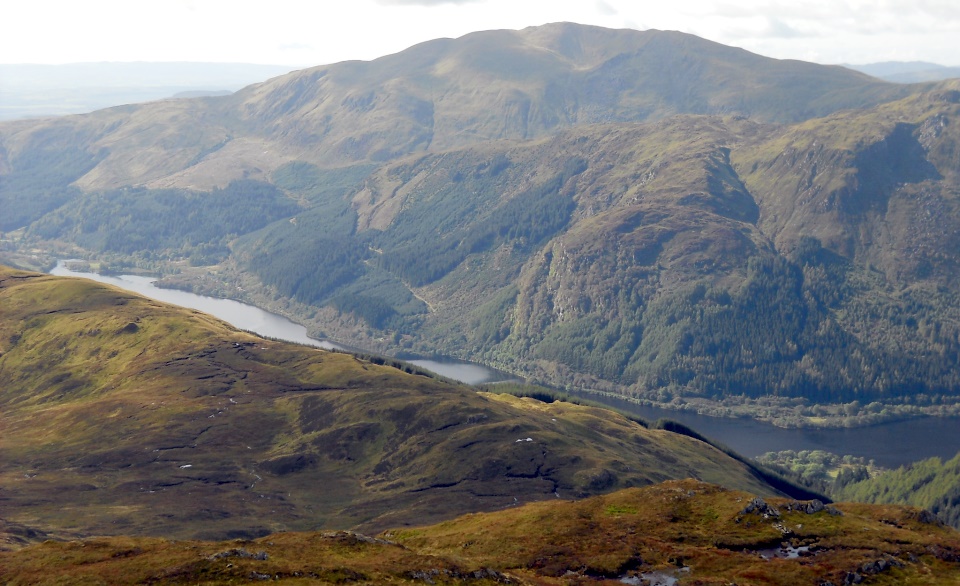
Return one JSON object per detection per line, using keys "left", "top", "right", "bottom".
{"left": 29, "top": 180, "right": 300, "bottom": 264}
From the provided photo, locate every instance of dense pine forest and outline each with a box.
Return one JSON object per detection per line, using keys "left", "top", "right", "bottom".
{"left": 836, "top": 452, "right": 960, "bottom": 529}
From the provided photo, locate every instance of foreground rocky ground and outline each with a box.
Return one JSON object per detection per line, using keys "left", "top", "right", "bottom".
{"left": 3, "top": 480, "right": 959, "bottom": 585}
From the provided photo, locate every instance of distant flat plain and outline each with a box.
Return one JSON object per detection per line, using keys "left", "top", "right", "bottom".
{"left": 0, "top": 62, "right": 296, "bottom": 119}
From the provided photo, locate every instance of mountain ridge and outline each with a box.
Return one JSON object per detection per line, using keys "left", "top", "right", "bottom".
{"left": 0, "top": 265, "right": 791, "bottom": 541}
{"left": 4, "top": 480, "right": 960, "bottom": 584}
{"left": 0, "top": 23, "right": 920, "bottom": 192}
{"left": 2, "top": 24, "right": 959, "bottom": 424}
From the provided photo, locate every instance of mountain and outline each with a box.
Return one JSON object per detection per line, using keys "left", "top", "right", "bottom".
{"left": 0, "top": 24, "right": 917, "bottom": 193}
{"left": 4, "top": 480, "right": 960, "bottom": 584}
{"left": 0, "top": 265, "right": 793, "bottom": 541}
{"left": 836, "top": 451, "right": 960, "bottom": 529}
{"left": 232, "top": 86, "right": 960, "bottom": 414}
{"left": 848, "top": 61, "right": 960, "bottom": 83}
{"left": 1, "top": 23, "right": 959, "bottom": 424}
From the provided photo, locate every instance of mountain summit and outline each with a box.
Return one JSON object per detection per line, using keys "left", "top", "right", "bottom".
{"left": 1, "top": 23, "right": 958, "bottom": 422}
{"left": 0, "top": 23, "right": 916, "bottom": 192}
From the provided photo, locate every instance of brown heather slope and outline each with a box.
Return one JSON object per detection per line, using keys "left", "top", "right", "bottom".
{"left": 0, "top": 266, "right": 781, "bottom": 543}
{"left": 267, "top": 91, "right": 959, "bottom": 411}
{"left": 0, "top": 23, "right": 915, "bottom": 192}
{"left": 2, "top": 25, "right": 958, "bottom": 423}
{"left": 3, "top": 480, "right": 960, "bottom": 584}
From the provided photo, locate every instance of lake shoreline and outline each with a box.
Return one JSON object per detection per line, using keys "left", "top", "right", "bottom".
{"left": 574, "top": 388, "right": 960, "bottom": 430}
{"left": 43, "top": 261, "right": 960, "bottom": 468}
{"left": 560, "top": 388, "right": 960, "bottom": 468}
{"left": 50, "top": 259, "right": 960, "bottom": 429}
{"left": 50, "top": 261, "right": 514, "bottom": 385}
{"left": 140, "top": 262, "right": 960, "bottom": 432}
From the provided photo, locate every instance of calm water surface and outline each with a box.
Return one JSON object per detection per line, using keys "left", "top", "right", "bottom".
{"left": 570, "top": 391, "right": 960, "bottom": 468}
{"left": 51, "top": 262, "right": 341, "bottom": 350}
{"left": 51, "top": 262, "right": 960, "bottom": 466}
{"left": 50, "top": 262, "right": 504, "bottom": 384}
{"left": 405, "top": 359, "right": 507, "bottom": 385}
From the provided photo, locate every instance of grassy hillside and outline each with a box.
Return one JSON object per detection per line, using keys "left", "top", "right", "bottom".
{"left": 0, "top": 266, "right": 785, "bottom": 542}
{"left": 224, "top": 97, "right": 960, "bottom": 416}
{"left": 836, "top": 452, "right": 960, "bottom": 529}
{"left": 1, "top": 26, "right": 958, "bottom": 424}
{"left": 3, "top": 480, "right": 960, "bottom": 584}
{"left": 0, "top": 24, "right": 912, "bottom": 193}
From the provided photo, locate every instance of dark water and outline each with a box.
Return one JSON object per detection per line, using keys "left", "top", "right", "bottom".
{"left": 51, "top": 262, "right": 960, "bottom": 467}
{"left": 570, "top": 391, "right": 960, "bottom": 469}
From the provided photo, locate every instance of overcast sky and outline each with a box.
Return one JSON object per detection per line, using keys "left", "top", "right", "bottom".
{"left": 4, "top": 0, "right": 959, "bottom": 67}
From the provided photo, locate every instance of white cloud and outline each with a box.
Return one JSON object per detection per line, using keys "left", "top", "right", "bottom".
{"left": 595, "top": 1, "right": 618, "bottom": 16}
{"left": 375, "top": 0, "right": 484, "bottom": 4}
{"left": 2, "top": 0, "right": 958, "bottom": 66}
{"left": 279, "top": 42, "right": 314, "bottom": 52}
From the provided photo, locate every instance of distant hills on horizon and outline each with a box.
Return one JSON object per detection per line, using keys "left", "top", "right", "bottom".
{"left": 0, "top": 44, "right": 957, "bottom": 120}
{"left": 0, "top": 62, "right": 296, "bottom": 120}
{"left": 2, "top": 23, "right": 960, "bottom": 425}
{"left": 844, "top": 61, "right": 960, "bottom": 83}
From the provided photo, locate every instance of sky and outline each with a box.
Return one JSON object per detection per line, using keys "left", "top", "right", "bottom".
{"left": 4, "top": 0, "right": 959, "bottom": 67}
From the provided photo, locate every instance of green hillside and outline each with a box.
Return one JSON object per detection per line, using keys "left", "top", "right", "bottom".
{"left": 2, "top": 25, "right": 959, "bottom": 424}
{"left": 836, "top": 452, "right": 960, "bottom": 529}
{"left": 230, "top": 97, "right": 960, "bottom": 415}
{"left": 4, "top": 480, "right": 960, "bottom": 584}
{"left": 0, "top": 266, "right": 789, "bottom": 542}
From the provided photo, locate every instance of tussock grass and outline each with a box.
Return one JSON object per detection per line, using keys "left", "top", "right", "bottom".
{"left": 8, "top": 480, "right": 957, "bottom": 584}
{"left": 0, "top": 266, "right": 786, "bottom": 544}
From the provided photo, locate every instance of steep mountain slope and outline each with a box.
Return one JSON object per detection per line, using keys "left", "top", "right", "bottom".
{"left": 0, "top": 23, "right": 914, "bottom": 195}
{"left": 736, "top": 86, "right": 960, "bottom": 286}
{"left": 1, "top": 25, "right": 958, "bottom": 423}
{"left": 0, "top": 266, "right": 784, "bottom": 541}
{"left": 4, "top": 480, "right": 960, "bottom": 584}
{"left": 227, "top": 88, "right": 960, "bottom": 410}
{"left": 836, "top": 451, "right": 960, "bottom": 529}
{"left": 522, "top": 84, "right": 960, "bottom": 404}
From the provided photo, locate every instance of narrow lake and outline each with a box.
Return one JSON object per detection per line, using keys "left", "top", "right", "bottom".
{"left": 50, "top": 262, "right": 960, "bottom": 468}
{"left": 50, "top": 262, "right": 505, "bottom": 385}
{"left": 568, "top": 391, "right": 960, "bottom": 469}
{"left": 51, "top": 262, "right": 342, "bottom": 350}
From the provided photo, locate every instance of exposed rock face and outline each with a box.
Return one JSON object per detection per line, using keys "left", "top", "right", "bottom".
{"left": 740, "top": 497, "right": 781, "bottom": 518}
{"left": 2, "top": 25, "right": 960, "bottom": 412}
{"left": 781, "top": 499, "right": 843, "bottom": 516}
